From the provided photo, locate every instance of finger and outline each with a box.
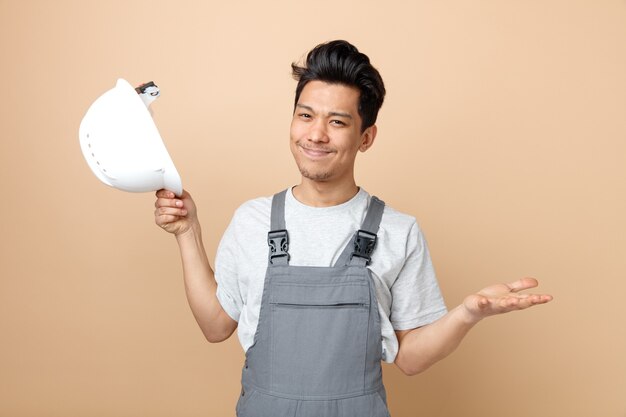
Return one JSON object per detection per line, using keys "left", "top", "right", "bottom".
{"left": 155, "top": 206, "right": 187, "bottom": 217}
{"left": 499, "top": 297, "right": 519, "bottom": 308}
{"left": 511, "top": 292, "right": 552, "bottom": 301}
{"left": 156, "top": 189, "right": 176, "bottom": 199}
{"left": 465, "top": 294, "right": 489, "bottom": 313}
{"left": 156, "top": 214, "right": 181, "bottom": 226}
{"left": 516, "top": 296, "right": 538, "bottom": 309}
{"left": 155, "top": 197, "right": 184, "bottom": 209}
{"left": 532, "top": 294, "right": 553, "bottom": 304}
{"left": 506, "top": 277, "right": 539, "bottom": 293}
{"left": 478, "top": 296, "right": 489, "bottom": 308}
{"left": 510, "top": 294, "right": 553, "bottom": 310}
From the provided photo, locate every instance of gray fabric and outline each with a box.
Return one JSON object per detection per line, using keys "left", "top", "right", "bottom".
{"left": 236, "top": 189, "right": 391, "bottom": 417}
{"left": 268, "top": 190, "right": 290, "bottom": 266}
{"left": 334, "top": 196, "right": 385, "bottom": 268}
{"left": 360, "top": 196, "right": 385, "bottom": 233}
{"left": 270, "top": 189, "right": 287, "bottom": 231}
{"left": 214, "top": 187, "right": 448, "bottom": 363}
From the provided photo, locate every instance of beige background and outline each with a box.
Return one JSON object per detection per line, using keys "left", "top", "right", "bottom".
{"left": 1, "top": 0, "right": 625, "bottom": 416}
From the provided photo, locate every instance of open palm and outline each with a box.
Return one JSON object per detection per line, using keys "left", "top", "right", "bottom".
{"left": 463, "top": 277, "right": 553, "bottom": 322}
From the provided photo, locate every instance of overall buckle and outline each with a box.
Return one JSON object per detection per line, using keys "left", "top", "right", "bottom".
{"left": 268, "top": 230, "right": 290, "bottom": 264}
{"left": 350, "top": 230, "right": 377, "bottom": 265}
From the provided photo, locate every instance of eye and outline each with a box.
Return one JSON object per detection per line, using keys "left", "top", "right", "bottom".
{"left": 298, "top": 113, "right": 313, "bottom": 122}
{"left": 330, "top": 119, "right": 346, "bottom": 126}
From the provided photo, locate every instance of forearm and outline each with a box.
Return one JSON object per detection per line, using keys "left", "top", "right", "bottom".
{"left": 394, "top": 305, "right": 479, "bottom": 376}
{"left": 175, "top": 222, "right": 235, "bottom": 342}
{"left": 395, "top": 278, "right": 553, "bottom": 376}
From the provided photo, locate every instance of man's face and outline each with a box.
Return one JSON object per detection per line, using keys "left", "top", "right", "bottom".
{"left": 290, "top": 80, "right": 376, "bottom": 183}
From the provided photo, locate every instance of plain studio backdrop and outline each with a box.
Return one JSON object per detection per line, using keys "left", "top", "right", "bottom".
{"left": 1, "top": 1, "right": 625, "bottom": 416}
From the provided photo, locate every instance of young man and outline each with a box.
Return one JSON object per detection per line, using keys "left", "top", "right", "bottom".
{"left": 154, "top": 40, "right": 552, "bottom": 417}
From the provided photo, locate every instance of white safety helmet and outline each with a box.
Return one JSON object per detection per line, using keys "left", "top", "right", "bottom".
{"left": 79, "top": 78, "right": 183, "bottom": 196}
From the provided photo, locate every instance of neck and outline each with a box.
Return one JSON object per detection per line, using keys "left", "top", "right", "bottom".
{"left": 292, "top": 177, "right": 359, "bottom": 207}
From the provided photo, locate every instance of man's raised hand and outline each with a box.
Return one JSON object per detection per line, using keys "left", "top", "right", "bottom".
{"left": 154, "top": 189, "right": 198, "bottom": 236}
{"left": 462, "top": 277, "right": 553, "bottom": 323}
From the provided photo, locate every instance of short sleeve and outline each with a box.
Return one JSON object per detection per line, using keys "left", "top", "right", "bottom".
{"left": 389, "top": 221, "right": 447, "bottom": 330}
{"left": 214, "top": 211, "right": 244, "bottom": 322}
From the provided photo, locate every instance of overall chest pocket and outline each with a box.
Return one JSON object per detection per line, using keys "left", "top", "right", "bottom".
{"left": 269, "top": 281, "right": 370, "bottom": 398}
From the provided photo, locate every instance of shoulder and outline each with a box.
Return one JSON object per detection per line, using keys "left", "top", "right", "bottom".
{"left": 222, "top": 194, "right": 271, "bottom": 239}
{"left": 381, "top": 204, "right": 418, "bottom": 230}
{"left": 232, "top": 194, "right": 272, "bottom": 223}
{"left": 218, "top": 193, "right": 273, "bottom": 254}
{"left": 368, "top": 195, "right": 425, "bottom": 256}
{"left": 370, "top": 195, "right": 419, "bottom": 236}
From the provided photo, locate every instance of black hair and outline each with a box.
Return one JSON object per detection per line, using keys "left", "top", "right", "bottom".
{"left": 291, "top": 40, "right": 386, "bottom": 133}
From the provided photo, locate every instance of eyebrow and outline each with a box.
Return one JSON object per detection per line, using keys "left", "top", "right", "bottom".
{"left": 296, "top": 104, "right": 353, "bottom": 119}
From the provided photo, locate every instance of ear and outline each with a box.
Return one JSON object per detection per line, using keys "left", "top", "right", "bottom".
{"left": 358, "top": 125, "right": 377, "bottom": 152}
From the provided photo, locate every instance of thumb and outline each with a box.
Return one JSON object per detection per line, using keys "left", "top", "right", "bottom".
{"left": 464, "top": 294, "right": 489, "bottom": 313}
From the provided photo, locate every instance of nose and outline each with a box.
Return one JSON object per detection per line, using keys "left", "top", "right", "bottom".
{"left": 307, "top": 119, "right": 329, "bottom": 143}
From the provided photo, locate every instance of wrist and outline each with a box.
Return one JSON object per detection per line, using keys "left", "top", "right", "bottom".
{"left": 456, "top": 304, "right": 484, "bottom": 326}
{"left": 175, "top": 221, "right": 202, "bottom": 242}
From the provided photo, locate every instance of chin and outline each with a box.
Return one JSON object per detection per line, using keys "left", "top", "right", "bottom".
{"left": 298, "top": 166, "right": 333, "bottom": 181}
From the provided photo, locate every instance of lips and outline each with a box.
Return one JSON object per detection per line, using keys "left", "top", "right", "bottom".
{"left": 300, "top": 145, "right": 333, "bottom": 159}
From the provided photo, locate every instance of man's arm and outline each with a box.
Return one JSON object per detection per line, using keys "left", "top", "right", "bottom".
{"left": 394, "top": 277, "right": 552, "bottom": 376}
{"left": 155, "top": 189, "right": 238, "bottom": 343}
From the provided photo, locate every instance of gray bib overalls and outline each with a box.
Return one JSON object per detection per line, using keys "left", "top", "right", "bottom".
{"left": 236, "top": 189, "right": 392, "bottom": 417}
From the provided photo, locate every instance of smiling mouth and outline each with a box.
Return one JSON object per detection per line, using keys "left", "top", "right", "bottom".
{"left": 299, "top": 145, "right": 333, "bottom": 159}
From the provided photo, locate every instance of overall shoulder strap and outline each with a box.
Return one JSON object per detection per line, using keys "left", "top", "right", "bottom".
{"left": 334, "top": 196, "right": 385, "bottom": 267}
{"left": 267, "top": 189, "right": 290, "bottom": 266}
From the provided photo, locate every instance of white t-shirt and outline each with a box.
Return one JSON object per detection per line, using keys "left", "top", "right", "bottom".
{"left": 214, "top": 186, "right": 447, "bottom": 363}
